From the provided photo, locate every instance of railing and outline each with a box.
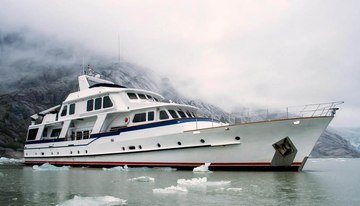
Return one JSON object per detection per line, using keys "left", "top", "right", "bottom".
{"left": 226, "top": 101, "right": 344, "bottom": 124}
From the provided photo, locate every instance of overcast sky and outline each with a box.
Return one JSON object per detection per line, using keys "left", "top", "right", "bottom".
{"left": 1, "top": 0, "right": 359, "bottom": 127}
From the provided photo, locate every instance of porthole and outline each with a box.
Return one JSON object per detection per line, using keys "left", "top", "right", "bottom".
{"left": 25, "top": 153, "right": 28, "bottom": 156}
{"left": 200, "top": 139, "right": 205, "bottom": 143}
{"left": 139, "top": 145, "right": 142, "bottom": 149}
{"left": 85, "top": 150, "right": 88, "bottom": 154}
{"left": 111, "top": 138, "right": 114, "bottom": 142}
{"left": 41, "top": 152, "right": 44, "bottom": 156}
{"left": 70, "top": 151, "right": 73, "bottom": 154}
{"left": 122, "top": 147, "right": 125, "bottom": 151}
{"left": 177, "top": 141, "right": 182, "bottom": 145}
{"left": 129, "top": 146, "right": 135, "bottom": 150}
{"left": 57, "top": 152, "right": 59, "bottom": 155}
{"left": 35, "top": 153, "right": 37, "bottom": 155}
{"left": 157, "top": 143, "right": 161, "bottom": 148}
{"left": 51, "top": 152, "right": 53, "bottom": 155}
{"left": 235, "top": 136, "right": 240, "bottom": 141}
{"left": 77, "top": 151, "right": 80, "bottom": 154}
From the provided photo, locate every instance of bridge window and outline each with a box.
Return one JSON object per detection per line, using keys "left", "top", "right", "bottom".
{"left": 138, "top": 94, "right": 147, "bottom": 100}
{"left": 87, "top": 99, "right": 94, "bottom": 111}
{"left": 83, "top": 130, "right": 90, "bottom": 139}
{"left": 103, "top": 96, "right": 113, "bottom": 108}
{"left": 159, "top": 110, "right": 169, "bottom": 120}
{"left": 133, "top": 113, "right": 146, "bottom": 123}
{"left": 76, "top": 131, "right": 82, "bottom": 140}
{"left": 69, "top": 103, "right": 75, "bottom": 115}
{"left": 186, "top": 111, "right": 193, "bottom": 117}
{"left": 95, "top": 98, "right": 102, "bottom": 110}
{"left": 127, "top": 93, "right": 138, "bottom": 100}
{"left": 61, "top": 105, "right": 67, "bottom": 116}
{"left": 168, "top": 110, "right": 179, "bottom": 119}
{"left": 27, "top": 128, "right": 39, "bottom": 141}
{"left": 178, "top": 110, "right": 186, "bottom": 118}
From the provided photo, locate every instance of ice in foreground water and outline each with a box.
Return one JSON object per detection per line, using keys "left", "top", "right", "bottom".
{"left": 32, "top": 163, "right": 70, "bottom": 171}
{"left": 0, "top": 157, "right": 23, "bottom": 165}
{"left": 153, "top": 185, "right": 188, "bottom": 194}
{"left": 57, "top": 195, "right": 127, "bottom": 206}
{"left": 193, "top": 162, "right": 212, "bottom": 172}
{"left": 128, "top": 176, "right": 155, "bottom": 182}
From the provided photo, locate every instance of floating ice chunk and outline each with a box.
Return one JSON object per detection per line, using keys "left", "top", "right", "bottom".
{"left": 177, "top": 177, "right": 231, "bottom": 188}
{"left": 177, "top": 177, "right": 207, "bottom": 186}
{"left": 153, "top": 185, "right": 188, "bottom": 194}
{"left": 206, "top": 180, "right": 231, "bottom": 187}
{"left": 57, "top": 195, "right": 127, "bottom": 206}
{"left": 193, "top": 163, "right": 212, "bottom": 173}
{"left": 128, "top": 176, "right": 155, "bottom": 182}
{"left": 0, "top": 157, "right": 23, "bottom": 165}
{"left": 102, "top": 166, "right": 127, "bottom": 171}
{"left": 214, "top": 187, "right": 242, "bottom": 194}
{"left": 33, "top": 163, "right": 70, "bottom": 171}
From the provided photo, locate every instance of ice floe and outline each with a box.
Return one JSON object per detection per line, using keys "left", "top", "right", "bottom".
{"left": 32, "top": 163, "right": 70, "bottom": 171}
{"left": 214, "top": 187, "right": 243, "bottom": 194}
{"left": 57, "top": 195, "right": 127, "bottom": 206}
{"left": 0, "top": 157, "right": 23, "bottom": 165}
{"left": 128, "top": 176, "right": 155, "bottom": 182}
{"left": 177, "top": 177, "right": 231, "bottom": 187}
{"left": 153, "top": 185, "right": 188, "bottom": 194}
{"left": 193, "top": 163, "right": 212, "bottom": 173}
{"left": 102, "top": 165, "right": 128, "bottom": 171}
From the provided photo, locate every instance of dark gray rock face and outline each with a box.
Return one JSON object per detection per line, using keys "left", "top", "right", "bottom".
{"left": 311, "top": 130, "right": 360, "bottom": 158}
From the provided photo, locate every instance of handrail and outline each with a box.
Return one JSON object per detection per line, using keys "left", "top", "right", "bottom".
{"left": 229, "top": 101, "right": 344, "bottom": 124}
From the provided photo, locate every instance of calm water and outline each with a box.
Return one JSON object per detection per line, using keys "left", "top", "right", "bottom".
{"left": 0, "top": 158, "right": 359, "bottom": 206}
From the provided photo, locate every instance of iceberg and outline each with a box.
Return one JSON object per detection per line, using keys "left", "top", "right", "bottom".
{"left": 193, "top": 163, "right": 212, "bottom": 173}
{"left": 152, "top": 185, "right": 188, "bottom": 194}
{"left": 57, "top": 195, "right": 127, "bottom": 206}
{"left": 177, "top": 177, "right": 231, "bottom": 187}
{"left": 177, "top": 177, "right": 208, "bottom": 186}
{"left": 0, "top": 157, "right": 23, "bottom": 165}
{"left": 33, "top": 163, "right": 70, "bottom": 171}
{"left": 102, "top": 165, "right": 128, "bottom": 171}
{"left": 128, "top": 176, "right": 155, "bottom": 182}
{"left": 215, "top": 187, "right": 243, "bottom": 194}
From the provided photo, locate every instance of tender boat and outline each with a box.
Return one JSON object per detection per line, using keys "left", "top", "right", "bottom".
{"left": 24, "top": 69, "right": 343, "bottom": 171}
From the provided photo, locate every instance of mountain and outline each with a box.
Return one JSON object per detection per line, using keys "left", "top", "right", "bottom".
{"left": 0, "top": 28, "right": 359, "bottom": 159}
{"left": 310, "top": 130, "right": 360, "bottom": 158}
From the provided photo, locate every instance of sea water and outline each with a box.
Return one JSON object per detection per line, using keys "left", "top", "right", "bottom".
{"left": 0, "top": 158, "right": 359, "bottom": 206}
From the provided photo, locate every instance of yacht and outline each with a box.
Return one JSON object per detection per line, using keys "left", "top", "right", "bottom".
{"left": 23, "top": 70, "right": 342, "bottom": 171}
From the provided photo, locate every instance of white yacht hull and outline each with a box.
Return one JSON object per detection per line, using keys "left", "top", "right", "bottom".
{"left": 24, "top": 116, "right": 332, "bottom": 171}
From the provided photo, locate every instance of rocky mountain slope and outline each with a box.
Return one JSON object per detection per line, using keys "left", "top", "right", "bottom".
{"left": 0, "top": 28, "right": 359, "bottom": 158}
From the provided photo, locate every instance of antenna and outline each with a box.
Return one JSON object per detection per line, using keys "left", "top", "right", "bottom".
{"left": 118, "top": 33, "right": 121, "bottom": 64}
{"left": 82, "top": 57, "right": 85, "bottom": 75}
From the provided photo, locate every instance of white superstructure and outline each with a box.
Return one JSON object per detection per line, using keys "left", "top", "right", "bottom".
{"left": 24, "top": 71, "right": 343, "bottom": 171}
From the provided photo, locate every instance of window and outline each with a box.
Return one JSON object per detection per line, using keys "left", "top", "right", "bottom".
{"left": 76, "top": 131, "right": 82, "bottom": 140}
{"left": 50, "top": 129, "right": 61, "bottom": 138}
{"left": 83, "top": 130, "right": 90, "bottom": 139}
{"left": 127, "top": 93, "right": 138, "bottom": 100}
{"left": 178, "top": 110, "right": 186, "bottom": 118}
{"left": 61, "top": 105, "right": 67, "bottom": 116}
{"left": 148, "top": 111, "right": 154, "bottom": 121}
{"left": 69, "top": 103, "right": 75, "bottom": 115}
{"left": 42, "top": 127, "right": 48, "bottom": 137}
{"left": 27, "top": 128, "right": 39, "bottom": 141}
{"left": 146, "top": 95, "right": 153, "bottom": 100}
{"left": 103, "top": 96, "right": 113, "bottom": 108}
{"left": 168, "top": 110, "right": 179, "bottom": 119}
{"left": 133, "top": 113, "right": 146, "bottom": 123}
{"left": 87, "top": 99, "right": 94, "bottom": 111}
{"left": 95, "top": 98, "right": 102, "bottom": 110}
{"left": 186, "top": 111, "right": 193, "bottom": 118}
{"left": 159, "top": 110, "right": 169, "bottom": 120}
{"left": 138, "top": 94, "right": 147, "bottom": 100}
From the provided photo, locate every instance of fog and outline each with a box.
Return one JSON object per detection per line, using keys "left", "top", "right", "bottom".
{"left": 0, "top": 0, "right": 359, "bottom": 127}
